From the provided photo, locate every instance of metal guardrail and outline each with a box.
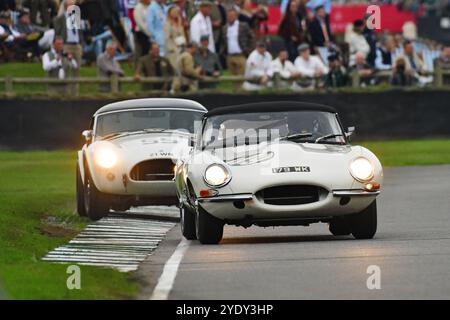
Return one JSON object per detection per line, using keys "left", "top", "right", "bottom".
{"left": 0, "top": 66, "right": 449, "bottom": 96}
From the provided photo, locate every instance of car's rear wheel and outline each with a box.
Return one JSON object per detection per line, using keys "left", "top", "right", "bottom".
{"left": 76, "top": 164, "right": 87, "bottom": 217}
{"left": 349, "top": 200, "right": 377, "bottom": 239}
{"left": 84, "top": 169, "right": 109, "bottom": 221}
{"left": 180, "top": 206, "right": 197, "bottom": 240}
{"left": 329, "top": 218, "right": 351, "bottom": 236}
{"left": 196, "top": 206, "right": 224, "bottom": 245}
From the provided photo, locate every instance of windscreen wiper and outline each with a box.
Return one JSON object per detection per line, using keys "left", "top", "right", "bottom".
{"left": 280, "top": 133, "right": 313, "bottom": 141}
{"left": 315, "top": 133, "right": 345, "bottom": 143}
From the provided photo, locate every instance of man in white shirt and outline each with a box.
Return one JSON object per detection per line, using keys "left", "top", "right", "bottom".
{"left": 271, "top": 48, "right": 300, "bottom": 89}
{"left": 190, "top": 1, "right": 215, "bottom": 53}
{"left": 294, "top": 43, "right": 328, "bottom": 77}
{"left": 42, "top": 36, "right": 78, "bottom": 94}
{"left": 294, "top": 43, "right": 328, "bottom": 90}
{"left": 243, "top": 41, "right": 273, "bottom": 91}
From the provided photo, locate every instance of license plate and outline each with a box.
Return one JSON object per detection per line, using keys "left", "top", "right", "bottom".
{"left": 272, "top": 166, "right": 311, "bottom": 173}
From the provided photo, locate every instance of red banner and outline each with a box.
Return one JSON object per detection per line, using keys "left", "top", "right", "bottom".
{"left": 330, "top": 4, "right": 417, "bottom": 33}
{"left": 264, "top": 4, "right": 417, "bottom": 35}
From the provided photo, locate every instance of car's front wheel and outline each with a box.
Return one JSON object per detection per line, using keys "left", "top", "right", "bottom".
{"left": 196, "top": 206, "right": 224, "bottom": 245}
{"left": 329, "top": 217, "right": 351, "bottom": 236}
{"left": 349, "top": 200, "right": 377, "bottom": 239}
{"left": 180, "top": 206, "right": 197, "bottom": 240}
{"left": 84, "top": 170, "right": 110, "bottom": 221}
{"left": 76, "top": 164, "right": 87, "bottom": 217}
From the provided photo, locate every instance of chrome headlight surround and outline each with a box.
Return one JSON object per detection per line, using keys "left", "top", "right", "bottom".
{"left": 203, "top": 164, "right": 232, "bottom": 188}
{"left": 349, "top": 157, "right": 375, "bottom": 182}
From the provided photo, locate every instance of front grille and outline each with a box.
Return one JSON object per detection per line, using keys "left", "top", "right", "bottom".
{"left": 130, "top": 159, "right": 175, "bottom": 181}
{"left": 258, "top": 185, "right": 322, "bottom": 205}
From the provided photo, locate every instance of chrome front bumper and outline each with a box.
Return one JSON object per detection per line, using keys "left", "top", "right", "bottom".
{"left": 197, "top": 189, "right": 380, "bottom": 220}
{"left": 332, "top": 189, "right": 381, "bottom": 197}
{"left": 198, "top": 189, "right": 379, "bottom": 203}
{"left": 198, "top": 194, "right": 253, "bottom": 203}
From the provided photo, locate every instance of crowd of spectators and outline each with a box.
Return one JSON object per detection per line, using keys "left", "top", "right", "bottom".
{"left": 0, "top": 0, "right": 449, "bottom": 94}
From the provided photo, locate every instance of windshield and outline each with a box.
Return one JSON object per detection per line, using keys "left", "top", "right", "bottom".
{"left": 95, "top": 109, "right": 204, "bottom": 138}
{"left": 202, "top": 111, "right": 346, "bottom": 149}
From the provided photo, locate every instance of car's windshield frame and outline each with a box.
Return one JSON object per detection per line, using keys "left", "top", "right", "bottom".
{"left": 93, "top": 107, "right": 205, "bottom": 141}
{"left": 199, "top": 110, "right": 348, "bottom": 150}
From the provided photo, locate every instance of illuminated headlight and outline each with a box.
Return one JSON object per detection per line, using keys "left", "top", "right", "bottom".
{"left": 204, "top": 164, "right": 231, "bottom": 187}
{"left": 350, "top": 157, "right": 374, "bottom": 182}
{"left": 95, "top": 146, "right": 118, "bottom": 169}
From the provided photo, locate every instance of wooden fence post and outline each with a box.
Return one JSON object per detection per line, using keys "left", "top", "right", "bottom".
{"left": 351, "top": 70, "right": 360, "bottom": 88}
{"left": 110, "top": 75, "right": 119, "bottom": 93}
{"left": 434, "top": 65, "right": 443, "bottom": 87}
{"left": 272, "top": 72, "right": 281, "bottom": 89}
{"left": 5, "top": 76, "right": 13, "bottom": 94}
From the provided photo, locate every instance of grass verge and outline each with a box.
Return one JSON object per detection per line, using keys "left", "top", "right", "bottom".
{"left": 359, "top": 139, "right": 450, "bottom": 167}
{"left": 0, "top": 151, "right": 139, "bottom": 299}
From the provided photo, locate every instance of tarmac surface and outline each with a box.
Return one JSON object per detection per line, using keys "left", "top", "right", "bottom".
{"left": 139, "top": 165, "right": 450, "bottom": 300}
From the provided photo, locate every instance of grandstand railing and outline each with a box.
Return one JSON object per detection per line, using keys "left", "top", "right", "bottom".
{"left": 0, "top": 67, "right": 449, "bottom": 96}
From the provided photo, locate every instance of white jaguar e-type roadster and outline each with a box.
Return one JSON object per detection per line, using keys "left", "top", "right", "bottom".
{"left": 77, "top": 98, "right": 207, "bottom": 220}
{"left": 175, "top": 102, "right": 383, "bottom": 244}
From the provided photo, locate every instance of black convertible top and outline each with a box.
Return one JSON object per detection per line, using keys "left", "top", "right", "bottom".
{"left": 206, "top": 101, "right": 337, "bottom": 117}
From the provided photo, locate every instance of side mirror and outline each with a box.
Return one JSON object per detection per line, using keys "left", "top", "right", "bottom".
{"left": 346, "top": 126, "right": 355, "bottom": 139}
{"left": 82, "top": 130, "right": 93, "bottom": 143}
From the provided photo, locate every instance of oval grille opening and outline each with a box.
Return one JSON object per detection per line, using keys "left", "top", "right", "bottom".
{"left": 130, "top": 159, "right": 175, "bottom": 181}
{"left": 258, "top": 185, "right": 324, "bottom": 205}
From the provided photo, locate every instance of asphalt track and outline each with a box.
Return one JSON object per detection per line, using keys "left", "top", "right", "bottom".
{"left": 139, "top": 165, "right": 450, "bottom": 300}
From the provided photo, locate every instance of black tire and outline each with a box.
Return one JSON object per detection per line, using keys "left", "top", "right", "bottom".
{"left": 180, "top": 206, "right": 197, "bottom": 240}
{"left": 196, "top": 206, "right": 224, "bottom": 245}
{"left": 76, "top": 164, "right": 87, "bottom": 217}
{"left": 329, "top": 218, "right": 351, "bottom": 236}
{"left": 349, "top": 200, "right": 377, "bottom": 240}
{"left": 84, "top": 169, "right": 109, "bottom": 221}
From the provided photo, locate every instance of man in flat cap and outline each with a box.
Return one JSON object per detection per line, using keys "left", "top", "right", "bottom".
{"left": 194, "top": 34, "right": 222, "bottom": 88}
{"left": 174, "top": 42, "right": 204, "bottom": 92}
{"left": 243, "top": 40, "right": 273, "bottom": 90}
{"left": 293, "top": 43, "right": 328, "bottom": 90}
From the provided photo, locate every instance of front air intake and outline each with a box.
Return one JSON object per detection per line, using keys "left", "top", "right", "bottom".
{"left": 258, "top": 185, "right": 323, "bottom": 205}
{"left": 130, "top": 159, "right": 175, "bottom": 181}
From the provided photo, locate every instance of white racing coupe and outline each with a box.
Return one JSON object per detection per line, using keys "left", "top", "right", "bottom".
{"left": 77, "top": 98, "right": 207, "bottom": 220}
{"left": 175, "top": 102, "right": 383, "bottom": 244}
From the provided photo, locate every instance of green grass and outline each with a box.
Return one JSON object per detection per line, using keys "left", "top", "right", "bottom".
{"left": 0, "top": 151, "right": 139, "bottom": 299}
{"left": 359, "top": 139, "right": 450, "bottom": 167}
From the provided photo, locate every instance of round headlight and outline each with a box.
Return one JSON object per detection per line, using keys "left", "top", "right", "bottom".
{"left": 350, "top": 157, "right": 374, "bottom": 182}
{"left": 95, "top": 146, "right": 118, "bottom": 169}
{"left": 204, "top": 164, "right": 231, "bottom": 187}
